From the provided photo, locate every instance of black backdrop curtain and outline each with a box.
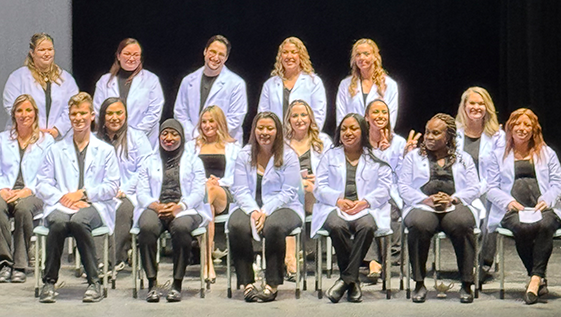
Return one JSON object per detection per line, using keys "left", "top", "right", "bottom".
{"left": 72, "top": 0, "right": 560, "bottom": 149}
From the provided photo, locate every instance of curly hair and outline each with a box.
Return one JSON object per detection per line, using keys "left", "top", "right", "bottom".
{"left": 10, "top": 94, "right": 41, "bottom": 144}
{"left": 271, "top": 37, "right": 315, "bottom": 80}
{"left": 283, "top": 100, "right": 323, "bottom": 153}
{"left": 503, "top": 108, "right": 545, "bottom": 161}
{"left": 108, "top": 38, "right": 143, "bottom": 86}
{"left": 195, "top": 105, "right": 235, "bottom": 147}
{"left": 24, "top": 33, "right": 63, "bottom": 89}
{"left": 249, "top": 112, "right": 284, "bottom": 168}
{"left": 348, "top": 39, "right": 387, "bottom": 98}
{"left": 419, "top": 113, "right": 457, "bottom": 168}
{"left": 456, "top": 86, "right": 500, "bottom": 137}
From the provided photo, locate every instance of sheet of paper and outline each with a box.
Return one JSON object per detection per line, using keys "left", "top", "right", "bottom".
{"left": 519, "top": 208, "right": 543, "bottom": 224}
{"left": 250, "top": 217, "right": 261, "bottom": 241}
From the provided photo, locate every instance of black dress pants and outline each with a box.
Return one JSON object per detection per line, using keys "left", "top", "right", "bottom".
{"left": 228, "top": 208, "right": 301, "bottom": 287}
{"left": 113, "top": 197, "right": 134, "bottom": 264}
{"left": 404, "top": 206, "right": 476, "bottom": 283}
{"left": 137, "top": 209, "right": 202, "bottom": 281}
{"left": 500, "top": 209, "right": 561, "bottom": 278}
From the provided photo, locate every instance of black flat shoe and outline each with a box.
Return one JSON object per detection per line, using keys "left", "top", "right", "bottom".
{"left": 538, "top": 278, "right": 548, "bottom": 297}
{"left": 146, "top": 290, "right": 160, "bottom": 303}
{"left": 459, "top": 286, "right": 474, "bottom": 304}
{"left": 257, "top": 286, "right": 278, "bottom": 302}
{"left": 412, "top": 283, "right": 427, "bottom": 303}
{"left": 523, "top": 291, "right": 538, "bottom": 305}
{"left": 347, "top": 282, "right": 362, "bottom": 303}
{"left": 326, "top": 279, "right": 349, "bottom": 304}
{"left": 166, "top": 289, "right": 182, "bottom": 302}
{"left": 244, "top": 284, "right": 259, "bottom": 302}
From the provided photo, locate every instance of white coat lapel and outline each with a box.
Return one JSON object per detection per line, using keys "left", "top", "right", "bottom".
{"left": 355, "top": 154, "right": 367, "bottom": 197}
{"left": 152, "top": 156, "right": 164, "bottom": 199}
{"left": 274, "top": 77, "right": 284, "bottom": 111}
{"left": 127, "top": 70, "right": 142, "bottom": 105}
{"left": 84, "top": 139, "right": 98, "bottom": 176}
{"left": 206, "top": 70, "right": 226, "bottom": 106}
{"left": 62, "top": 139, "right": 79, "bottom": 172}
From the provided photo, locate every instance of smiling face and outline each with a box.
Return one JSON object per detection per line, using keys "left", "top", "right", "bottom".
{"left": 204, "top": 41, "right": 228, "bottom": 73}
{"left": 367, "top": 101, "right": 389, "bottom": 130}
{"left": 354, "top": 43, "right": 375, "bottom": 72}
{"left": 118, "top": 43, "right": 142, "bottom": 72}
{"left": 424, "top": 118, "right": 448, "bottom": 152}
{"left": 289, "top": 103, "right": 311, "bottom": 135}
{"left": 281, "top": 42, "right": 301, "bottom": 74}
{"left": 160, "top": 128, "right": 182, "bottom": 151}
{"left": 340, "top": 116, "right": 362, "bottom": 150}
{"left": 511, "top": 114, "right": 533, "bottom": 144}
{"left": 255, "top": 118, "right": 277, "bottom": 149}
{"left": 464, "top": 92, "right": 486, "bottom": 122}
{"left": 31, "top": 39, "right": 55, "bottom": 72}
{"left": 70, "top": 102, "right": 94, "bottom": 134}
{"left": 200, "top": 111, "right": 219, "bottom": 140}
{"left": 14, "top": 100, "right": 37, "bottom": 131}
{"left": 104, "top": 101, "right": 126, "bottom": 134}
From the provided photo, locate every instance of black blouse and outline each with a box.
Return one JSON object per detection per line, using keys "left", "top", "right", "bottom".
{"left": 511, "top": 160, "right": 541, "bottom": 207}
{"left": 421, "top": 157, "right": 455, "bottom": 196}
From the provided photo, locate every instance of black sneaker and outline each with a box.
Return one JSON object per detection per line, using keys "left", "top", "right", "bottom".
{"left": 83, "top": 282, "right": 103, "bottom": 303}
{"left": 0, "top": 266, "right": 11, "bottom": 283}
{"left": 39, "top": 283, "right": 57, "bottom": 303}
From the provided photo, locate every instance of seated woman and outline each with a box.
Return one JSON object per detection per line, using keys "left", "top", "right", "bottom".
{"left": 229, "top": 112, "right": 303, "bottom": 302}
{"left": 0, "top": 94, "right": 54, "bottom": 283}
{"left": 486, "top": 108, "right": 561, "bottom": 305}
{"left": 311, "top": 113, "right": 392, "bottom": 303}
{"left": 398, "top": 113, "right": 479, "bottom": 304}
{"left": 96, "top": 97, "right": 151, "bottom": 270}
{"left": 283, "top": 99, "right": 331, "bottom": 279}
{"left": 135, "top": 119, "right": 209, "bottom": 303}
{"left": 185, "top": 105, "right": 241, "bottom": 283}
{"left": 363, "top": 99, "right": 420, "bottom": 279}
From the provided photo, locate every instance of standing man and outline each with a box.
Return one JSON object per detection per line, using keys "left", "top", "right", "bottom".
{"left": 36, "top": 92, "right": 120, "bottom": 303}
{"left": 174, "top": 35, "right": 247, "bottom": 143}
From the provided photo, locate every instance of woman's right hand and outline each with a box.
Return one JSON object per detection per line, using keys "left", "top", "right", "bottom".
{"left": 251, "top": 210, "right": 266, "bottom": 232}
{"left": 404, "top": 130, "right": 422, "bottom": 156}
{"left": 337, "top": 198, "right": 355, "bottom": 212}
{"left": 507, "top": 200, "right": 525, "bottom": 212}
{"left": 0, "top": 188, "right": 13, "bottom": 202}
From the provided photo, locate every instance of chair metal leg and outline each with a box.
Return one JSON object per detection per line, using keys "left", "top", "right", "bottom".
{"left": 111, "top": 234, "right": 117, "bottom": 290}
{"left": 41, "top": 236, "right": 46, "bottom": 271}
{"left": 199, "top": 234, "right": 206, "bottom": 298}
{"left": 301, "top": 225, "right": 307, "bottom": 291}
{"left": 499, "top": 234, "right": 505, "bottom": 299}
{"left": 132, "top": 233, "right": 138, "bottom": 299}
{"left": 474, "top": 231, "right": 480, "bottom": 298}
{"left": 34, "top": 234, "right": 41, "bottom": 297}
{"left": 295, "top": 232, "right": 301, "bottom": 299}
{"left": 317, "top": 236, "right": 323, "bottom": 299}
{"left": 103, "top": 234, "right": 109, "bottom": 297}
{"left": 226, "top": 233, "right": 232, "bottom": 298}
{"left": 75, "top": 239, "right": 82, "bottom": 278}
{"left": 326, "top": 236, "right": 332, "bottom": 279}
{"left": 405, "top": 231, "right": 411, "bottom": 299}
{"left": 385, "top": 235, "right": 392, "bottom": 299}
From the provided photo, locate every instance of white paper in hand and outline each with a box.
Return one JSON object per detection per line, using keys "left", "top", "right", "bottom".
{"left": 250, "top": 217, "right": 261, "bottom": 241}
{"left": 519, "top": 208, "right": 543, "bottom": 224}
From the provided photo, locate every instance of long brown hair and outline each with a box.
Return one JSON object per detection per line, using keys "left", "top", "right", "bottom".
{"left": 10, "top": 94, "right": 41, "bottom": 144}
{"left": 504, "top": 108, "right": 545, "bottom": 161}
{"left": 108, "top": 38, "right": 143, "bottom": 86}
{"left": 249, "top": 112, "right": 284, "bottom": 168}
{"left": 24, "top": 33, "right": 62, "bottom": 89}
{"left": 96, "top": 97, "right": 129, "bottom": 159}
{"left": 283, "top": 100, "right": 323, "bottom": 153}
{"left": 348, "top": 38, "right": 387, "bottom": 98}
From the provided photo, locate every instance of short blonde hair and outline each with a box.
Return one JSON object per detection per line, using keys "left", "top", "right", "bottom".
{"left": 68, "top": 92, "right": 94, "bottom": 112}
{"left": 456, "top": 86, "right": 499, "bottom": 137}
{"left": 271, "top": 37, "right": 315, "bottom": 80}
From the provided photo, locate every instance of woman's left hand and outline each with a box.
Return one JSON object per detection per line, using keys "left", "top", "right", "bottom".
{"left": 379, "top": 129, "right": 391, "bottom": 151}
{"left": 535, "top": 201, "right": 548, "bottom": 212}
{"left": 303, "top": 175, "right": 315, "bottom": 193}
{"left": 41, "top": 128, "right": 59, "bottom": 139}
{"left": 345, "top": 200, "right": 369, "bottom": 215}
{"left": 403, "top": 130, "right": 422, "bottom": 156}
{"left": 5, "top": 188, "right": 32, "bottom": 204}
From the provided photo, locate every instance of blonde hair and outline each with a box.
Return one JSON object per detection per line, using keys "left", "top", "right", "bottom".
{"left": 271, "top": 37, "right": 315, "bottom": 80}
{"left": 348, "top": 38, "right": 387, "bottom": 98}
{"left": 68, "top": 92, "right": 94, "bottom": 112}
{"left": 456, "top": 87, "right": 500, "bottom": 137}
{"left": 10, "top": 94, "right": 41, "bottom": 144}
{"left": 195, "top": 105, "right": 235, "bottom": 147}
{"left": 504, "top": 108, "right": 545, "bottom": 161}
{"left": 283, "top": 100, "right": 323, "bottom": 153}
{"left": 24, "top": 33, "right": 63, "bottom": 89}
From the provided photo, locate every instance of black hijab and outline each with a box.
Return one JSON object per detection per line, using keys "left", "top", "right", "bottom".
{"left": 159, "top": 118, "right": 185, "bottom": 168}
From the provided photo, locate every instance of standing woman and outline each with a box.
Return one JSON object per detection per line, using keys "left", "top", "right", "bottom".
{"left": 96, "top": 97, "right": 152, "bottom": 270}
{"left": 311, "top": 113, "right": 392, "bottom": 303}
{"left": 486, "top": 109, "right": 561, "bottom": 305}
{"left": 398, "top": 113, "right": 480, "bottom": 303}
{"left": 229, "top": 112, "right": 303, "bottom": 302}
{"left": 185, "top": 105, "right": 241, "bottom": 283}
{"left": 134, "top": 119, "right": 210, "bottom": 302}
{"left": 0, "top": 95, "right": 54, "bottom": 283}
{"left": 336, "top": 38, "right": 398, "bottom": 128}
{"left": 258, "top": 37, "right": 327, "bottom": 130}
{"left": 283, "top": 99, "right": 332, "bottom": 278}
{"left": 3, "top": 33, "right": 79, "bottom": 138}
{"left": 93, "top": 38, "right": 164, "bottom": 148}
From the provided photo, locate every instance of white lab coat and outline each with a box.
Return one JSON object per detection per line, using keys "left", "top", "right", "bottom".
{"left": 311, "top": 147, "right": 392, "bottom": 237}
{"left": 231, "top": 145, "right": 304, "bottom": 221}
{"left": 398, "top": 149, "right": 481, "bottom": 223}
{"left": 93, "top": 69, "right": 164, "bottom": 148}
{"left": 456, "top": 128, "right": 505, "bottom": 195}
{"left": 0, "top": 131, "right": 54, "bottom": 193}
{"left": 335, "top": 75, "right": 399, "bottom": 128}
{"left": 372, "top": 133, "right": 407, "bottom": 209}
{"left": 133, "top": 152, "right": 210, "bottom": 227}
{"left": 258, "top": 72, "right": 327, "bottom": 129}
{"left": 174, "top": 66, "right": 247, "bottom": 143}
{"left": 36, "top": 133, "right": 120, "bottom": 233}
{"left": 3, "top": 67, "right": 79, "bottom": 137}
{"left": 486, "top": 146, "right": 561, "bottom": 232}
{"left": 184, "top": 139, "right": 242, "bottom": 187}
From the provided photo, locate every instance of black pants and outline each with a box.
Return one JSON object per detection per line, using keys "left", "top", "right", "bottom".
{"left": 478, "top": 196, "right": 497, "bottom": 271}
{"left": 405, "top": 206, "right": 476, "bottom": 283}
{"left": 500, "top": 209, "right": 561, "bottom": 278}
{"left": 365, "top": 203, "right": 401, "bottom": 263}
{"left": 0, "top": 195, "right": 42, "bottom": 270}
{"left": 113, "top": 197, "right": 134, "bottom": 264}
{"left": 228, "top": 208, "right": 301, "bottom": 287}
{"left": 324, "top": 210, "right": 377, "bottom": 284}
{"left": 137, "top": 210, "right": 202, "bottom": 281}
{"left": 44, "top": 207, "right": 103, "bottom": 284}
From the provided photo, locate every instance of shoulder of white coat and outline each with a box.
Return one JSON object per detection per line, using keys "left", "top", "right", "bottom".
{"left": 455, "top": 149, "right": 476, "bottom": 167}
{"left": 128, "top": 127, "right": 150, "bottom": 146}
{"left": 221, "top": 66, "right": 245, "bottom": 83}
{"left": 96, "top": 72, "right": 111, "bottom": 85}
{"left": 91, "top": 133, "right": 115, "bottom": 153}
{"left": 319, "top": 133, "right": 333, "bottom": 151}
{"left": 184, "top": 67, "right": 204, "bottom": 81}
{"left": 37, "top": 132, "right": 55, "bottom": 146}
{"left": 392, "top": 134, "right": 406, "bottom": 147}
{"left": 0, "top": 131, "right": 11, "bottom": 141}
{"left": 10, "top": 66, "right": 30, "bottom": 78}
{"left": 385, "top": 75, "right": 398, "bottom": 87}
{"left": 338, "top": 76, "right": 352, "bottom": 89}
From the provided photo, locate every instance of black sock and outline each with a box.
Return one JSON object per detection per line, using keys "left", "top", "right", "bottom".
{"left": 172, "top": 279, "right": 182, "bottom": 292}
{"left": 461, "top": 282, "right": 472, "bottom": 291}
{"left": 415, "top": 281, "right": 425, "bottom": 291}
{"left": 14, "top": 268, "right": 25, "bottom": 273}
{"left": 148, "top": 278, "right": 156, "bottom": 290}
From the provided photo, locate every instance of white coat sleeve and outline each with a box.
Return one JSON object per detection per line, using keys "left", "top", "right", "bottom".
{"left": 231, "top": 152, "right": 260, "bottom": 215}
{"left": 451, "top": 154, "right": 480, "bottom": 205}
{"left": 85, "top": 148, "right": 120, "bottom": 202}
{"left": 121, "top": 133, "right": 152, "bottom": 195}
{"left": 93, "top": 77, "right": 108, "bottom": 117}
{"left": 398, "top": 152, "right": 429, "bottom": 206}
{"left": 174, "top": 78, "right": 195, "bottom": 139}
{"left": 363, "top": 164, "right": 392, "bottom": 209}
{"left": 134, "top": 77, "right": 164, "bottom": 134}
{"left": 384, "top": 80, "right": 399, "bottom": 128}
{"left": 35, "top": 148, "right": 65, "bottom": 206}
{"left": 53, "top": 76, "right": 79, "bottom": 137}
{"left": 310, "top": 76, "right": 327, "bottom": 130}
{"left": 539, "top": 149, "right": 561, "bottom": 207}
{"left": 226, "top": 80, "right": 247, "bottom": 137}
{"left": 136, "top": 158, "right": 156, "bottom": 208}
{"left": 181, "top": 157, "right": 206, "bottom": 209}
{"left": 257, "top": 80, "right": 270, "bottom": 113}
{"left": 335, "top": 80, "right": 350, "bottom": 126}
{"left": 3, "top": 71, "right": 22, "bottom": 117}
{"left": 314, "top": 151, "right": 344, "bottom": 207}
{"left": 261, "top": 151, "right": 301, "bottom": 214}
{"left": 486, "top": 151, "right": 514, "bottom": 211}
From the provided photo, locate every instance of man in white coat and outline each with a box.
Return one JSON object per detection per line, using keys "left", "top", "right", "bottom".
{"left": 36, "top": 92, "right": 120, "bottom": 303}
{"left": 173, "top": 35, "right": 247, "bottom": 143}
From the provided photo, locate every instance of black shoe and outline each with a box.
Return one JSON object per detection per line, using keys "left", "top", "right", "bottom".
{"left": 257, "top": 286, "right": 278, "bottom": 302}
{"left": 146, "top": 289, "right": 160, "bottom": 303}
{"left": 244, "top": 284, "right": 259, "bottom": 303}
{"left": 347, "top": 282, "right": 362, "bottom": 303}
{"left": 11, "top": 270, "right": 26, "bottom": 283}
{"left": 325, "top": 279, "right": 349, "bottom": 303}
{"left": 0, "top": 266, "right": 11, "bottom": 283}
{"left": 83, "top": 282, "right": 103, "bottom": 303}
{"left": 166, "top": 289, "right": 182, "bottom": 302}
{"left": 523, "top": 290, "right": 538, "bottom": 305}
{"left": 412, "top": 283, "right": 427, "bottom": 303}
{"left": 459, "top": 286, "right": 474, "bottom": 303}
{"left": 39, "top": 283, "right": 57, "bottom": 303}
{"left": 538, "top": 278, "right": 549, "bottom": 297}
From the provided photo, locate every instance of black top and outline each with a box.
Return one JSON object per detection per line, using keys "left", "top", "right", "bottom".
{"left": 74, "top": 142, "right": 89, "bottom": 190}
{"left": 256, "top": 172, "right": 264, "bottom": 207}
{"left": 200, "top": 74, "right": 218, "bottom": 112}
{"left": 511, "top": 160, "right": 541, "bottom": 207}
{"left": 421, "top": 157, "right": 455, "bottom": 196}
{"left": 44, "top": 81, "right": 52, "bottom": 125}
{"left": 464, "top": 136, "right": 481, "bottom": 173}
{"left": 199, "top": 154, "right": 226, "bottom": 178}
{"left": 362, "top": 93, "right": 368, "bottom": 107}
{"left": 118, "top": 70, "right": 134, "bottom": 102}
{"left": 283, "top": 87, "right": 291, "bottom": 118}
{"left": 159, "top": 163, "right": 182, "bottom": 204}
{"left": 344, "top": 160, "right": 358, "bottom": 201}
{"left": 12, "top": 144, "right": 26, "bottom": 190}
{"left": 298, "top": 150, "right": 313, "bottom": 174}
